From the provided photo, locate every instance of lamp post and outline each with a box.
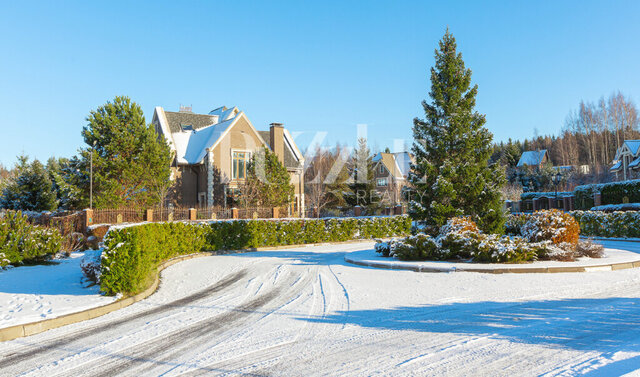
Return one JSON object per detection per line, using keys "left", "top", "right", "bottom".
{"left": 90, "top": 140, "right": 96, "bottom": 209}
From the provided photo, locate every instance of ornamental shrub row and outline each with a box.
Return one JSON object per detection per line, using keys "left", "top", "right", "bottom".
{"left": 570, "top": 210, "right": 640, "bottom": 238}
{"left": 0, "top": 211, "right": 63, "bottom": 268}
{"left": 101, "top": 216, "right": 411, "bottom": 295}
{"left": 573, "top": 179, "right": 640, "bottom": 210}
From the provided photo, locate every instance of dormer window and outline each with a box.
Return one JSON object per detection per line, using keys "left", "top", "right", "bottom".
{"left": 181, "top": 124, "right": 193, "bottom": 131}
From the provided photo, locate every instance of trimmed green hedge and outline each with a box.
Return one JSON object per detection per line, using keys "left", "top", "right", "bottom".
{"left": 572, "top": 180, "right": 640, "bottom": 210}
{"left": 570, "top": 210, "right": 640, "bottom": 238}
{"left": 0, "top": 211, "right": 63, "bottom": 267}
{"left": 101, "top": 216, "right": 411, "bottom": 295}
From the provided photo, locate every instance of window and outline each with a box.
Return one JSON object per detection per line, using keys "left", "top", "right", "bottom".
{"left": 232, "top": 151, "right": 250, "bottom": 179}
{"left": 377, "top": 178, "right": 388, "bottom": 187}
{"left": 181, "top": 124, "right": 193, "bottom": 131}
{"left": 379, "top": 164, "right": 385, "bottom": 174}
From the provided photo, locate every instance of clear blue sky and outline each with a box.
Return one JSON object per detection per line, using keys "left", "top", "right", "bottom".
{"left": 1, "top": 0, "right": 639, "bottom": 166}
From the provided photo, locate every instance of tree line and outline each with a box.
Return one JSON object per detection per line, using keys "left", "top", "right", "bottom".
{"left": 492, "top": 91, "right": 640, "bottom": 181}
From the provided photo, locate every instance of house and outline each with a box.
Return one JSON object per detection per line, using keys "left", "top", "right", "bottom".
{"left": 152, "top": 106, "right": 305, "bottom": 214}
{"left": 610, "top": 140, "right": 640, "bottom": 180}
{"left": 372, "top": 152, "right": 413, "bottom": 204}
{"left": 516, "top": 150, "right": 549, "bottom": 170}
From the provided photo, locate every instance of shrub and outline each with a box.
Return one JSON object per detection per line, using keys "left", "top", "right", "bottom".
{"left": 437, "top": 217, "right": 482, "bottom": 259}
{"left": 101, "top": 216, "right": 411, "bottom": 295}
{"left": 0, "top": 211, "right": 63, "bottom": 265}
{"left": 390, "top": 234, "right": 442, "bottom": 261}
{"left": 473, "top": 235, "right": 543, "bottom": 263}
{"left": 576, "top": 239, "right": 604, "bottom": 258}
{"left": 520, "top": 209, "right": 580, "bottom": 248}
{"left": 571, "top": 210, "right": 640, "bottom": 238}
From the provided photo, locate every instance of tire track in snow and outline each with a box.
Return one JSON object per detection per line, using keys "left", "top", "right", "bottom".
{"left": 1, "top": 269, "right": 248, "bottom": 371}
{"left": 68, "top": 267, "right": 315, "bottom": 377}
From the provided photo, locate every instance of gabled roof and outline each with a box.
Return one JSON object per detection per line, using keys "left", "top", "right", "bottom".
{"left": 164, "top": 111, "right": 219, "bottom": 133}
{"left": 610, "top": 160, "right": 622, "bottom": 172}
{"left": 623, "top": 140, "right": 640, "bottom": 156}
{"left": 257, "top": 131, "right": 302, "bottom": 169}
{"left": 155, "top": 105, "right": 301, "bottom": 167}
{"left": 373, "top": 152, "right": 413, "bottom": 179}
{"left": 517, "top": 150, "right": 548, "bottom": 167}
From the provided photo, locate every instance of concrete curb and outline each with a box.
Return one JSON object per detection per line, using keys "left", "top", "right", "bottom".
{"left": 0, "top": 239, "right": 379, "bottom": 342}
{"left": 0, "top": 252, "right": 214, "bottom": 342}
{"left": 344, "top": 254, "right": 640, "bottom": 274}
{"left": 582, "top": 236, "right": 640, "bottom": 243}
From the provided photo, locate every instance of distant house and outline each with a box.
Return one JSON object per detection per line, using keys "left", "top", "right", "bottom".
{"left": 372, "top": 152, "right": 413, "bottom": 204}
{"left": 610, "top": 140, "right": 640, "bottom": 180}
{"left": 516, "top": 150, "right": 549, "bottom": 170}
{"left": 152, "top": 106, "right": 305, "bottom": 214}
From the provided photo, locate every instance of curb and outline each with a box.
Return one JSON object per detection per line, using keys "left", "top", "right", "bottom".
{"left": 583, "top": 236, "right": 640, "bottom": 243}
{"left": 344, "top": 255, "right": 640, "bottom": 274}
{"left": 0, "top": 252, "right": 214, "bottom": 342}
{"left": 0, "top": 239, "right": 379, "bottom": 342}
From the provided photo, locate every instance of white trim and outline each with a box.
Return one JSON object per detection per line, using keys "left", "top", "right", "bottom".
{"left": 154, "top": 106, "right": 176, "bottom": 152}
{"left": 283, "top": 128, "right": 304, "bottom": 163}
{"left": 209, "top": 112, "right": 268, "bottom": 153}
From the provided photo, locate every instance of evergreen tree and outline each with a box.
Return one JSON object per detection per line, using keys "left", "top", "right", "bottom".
{"left": 410, "top": 29, "right": 505, "bottom": 233}
{"left": 1, "top": 155, "right": 58, "bottom": 211}
{"left": 345, "top": 138, "right": 380, "bottom": 211}
{"left": 81, "top": 96, "right": 172, "bottom": 208}
{"left": 242, "top": 147, "right": 294, "bottom": 208}
{"left": 46, "top": 157, "right": 85, "bottom": 210}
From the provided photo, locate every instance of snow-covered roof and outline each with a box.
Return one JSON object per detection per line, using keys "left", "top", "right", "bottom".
{"left": 629, "top": 156, "right": 640, "bottom": 169}
{"left": 517, "top": 150, "right": 547, "bottom": 167}
{"left": 373, "top": 152, "right": 413, "bottom": 179}
{"left": 624, "top": 140, "right": 640, "bottom": 156}
{"left": 171, "top": 117, "right": 237, "bottom": 164}
{"left": 610, "top": 160, "right": 622, "bottom": 172}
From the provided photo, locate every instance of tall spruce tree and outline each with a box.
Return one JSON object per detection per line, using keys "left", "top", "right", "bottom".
{"left": 81, "top": 96, "right": 172, "bottom": 208}
{"left": 410, "top": 30, "right": 505, "bottom": 233}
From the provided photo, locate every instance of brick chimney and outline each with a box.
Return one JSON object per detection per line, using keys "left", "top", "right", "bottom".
{"left": 269, "top": 123, "right": 285, "bottom": 163}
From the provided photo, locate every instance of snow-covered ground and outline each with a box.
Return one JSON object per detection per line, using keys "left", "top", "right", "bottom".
{"left": 1, "top": 241, "right": 640, "bottom": 376}
{"left": 0, "top": 251, "right": 116, "bottom": 328}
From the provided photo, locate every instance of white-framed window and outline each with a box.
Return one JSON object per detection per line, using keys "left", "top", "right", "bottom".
{"left": 232, "top": 151, "right": 250, "bottom": 179}
{"left": 377, "top": 178, "right": 388, "bottom": 187}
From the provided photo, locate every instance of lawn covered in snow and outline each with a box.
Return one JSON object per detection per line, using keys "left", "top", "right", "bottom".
{"left": 1, "top": 240, "right": 640, "bottom": 376}
{"left": 0, "top": 250, "right": 116, "bottom": 328}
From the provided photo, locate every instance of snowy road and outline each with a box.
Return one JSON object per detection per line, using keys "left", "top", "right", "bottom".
{"left": 2, "top": 241, "right": 640, "bottom": 376}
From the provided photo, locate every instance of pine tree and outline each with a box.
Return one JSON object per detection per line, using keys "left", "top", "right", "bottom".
{"left": 1, "top": 155, "right": 58, "bottom": 211}
{"left": 242, "top": 147, "right": 294, "bottom": 208}
{"left": 345, "top": 138, "right": 380, "bottom": 212}
{"left": 81, "top": 96, "right": 172, "bottom": 208}
{"left": 410, "top": 29, "right": 505, "bottom": 233}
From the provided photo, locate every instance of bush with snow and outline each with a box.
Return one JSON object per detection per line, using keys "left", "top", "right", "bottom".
{"left": 0, "top": 210, "right": 63, "bottom": 267}
{"left": 377, "top": 210, "right": 604, "bottom": 263}
{"left": 520, "top": 209, "right": 580, "bottom": 248}
{"left": 571, "top": 210, "right": 640, "bottom": 238}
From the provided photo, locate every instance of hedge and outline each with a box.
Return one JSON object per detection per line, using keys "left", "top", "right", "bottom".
{"left": 520, "top": 192, "right": 572, "bottom": 201}
{"left": 572, "top": 180, "right": 640, "bottom": 210}
{"left": 570, "top": 210, "right": 640, "bottom": 238}
{"left": 101, "top": 216, "right": 411, "bottom": 295}
{"left": 0, "top": 211, "right": 63, "bottom": 267}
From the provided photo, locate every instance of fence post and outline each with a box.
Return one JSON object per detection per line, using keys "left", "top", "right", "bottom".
{"left": 146, "top": 209, "right": 153, "bottom": 222}
{"left": 594, "top": 192, "right": 602, "bottom": 207}
{"left": 272, "top": 207, "right": 279, "bottom": 219}
{"left": 354, "top": 205, "right": 362, "bottom": 217}
{"left": 232, "top": 207, "right": 239, "bottom": 219}
{"left": 394, "top": 204, "right": 403, "bottom": 215}
{"left": 83, "top": 208, "right": 93, "bottom": 230}
{"left": 189, "top": 208, "right": 197, "bottom": 221}
{"left": 532, "top": 198, "right": 539, "bottom": 211}
{"left": 547, "top": 197, "right": 554, "bottom": 209}
{"left": 313, "top": 206, "right": 319, "bottom": 218}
